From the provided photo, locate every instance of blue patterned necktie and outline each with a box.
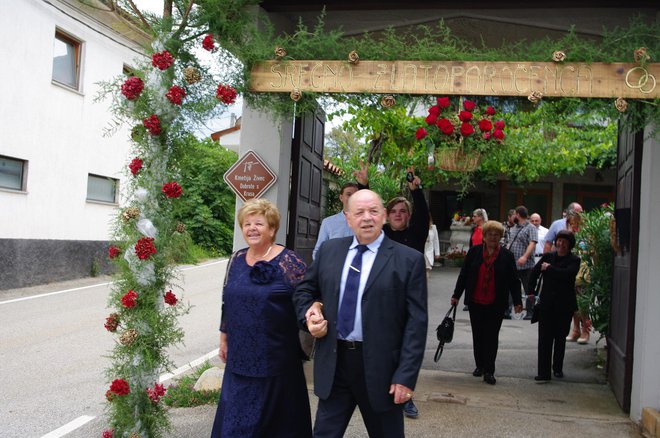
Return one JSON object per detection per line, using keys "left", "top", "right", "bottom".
{"left": 337, "top": 244, "right": 369, "bottom": 339}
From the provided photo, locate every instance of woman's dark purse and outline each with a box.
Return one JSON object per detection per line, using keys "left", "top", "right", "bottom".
{"left": 434, "top": 305, "right": 457, "bottom": 362}
{"left": 530, "top": 273, "right": 543, "bottom": 324}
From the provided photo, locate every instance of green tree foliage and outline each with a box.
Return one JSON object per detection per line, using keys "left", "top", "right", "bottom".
{"left": 172, "top": 137, "right": 237, "bottom": 255}
{"left": 576, "top": 204, "right": 615, "bottom": 341}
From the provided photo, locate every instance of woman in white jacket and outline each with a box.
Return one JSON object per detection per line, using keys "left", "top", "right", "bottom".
{"left": 425, "top": 216, "right": 441, "bottom": 278}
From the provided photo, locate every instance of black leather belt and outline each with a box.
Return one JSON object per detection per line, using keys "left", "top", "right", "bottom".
{"left": 337, "top": 340, "right": 362, "bottom": 350}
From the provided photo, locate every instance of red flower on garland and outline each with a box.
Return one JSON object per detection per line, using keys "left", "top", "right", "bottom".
{"left": 120, "top": 76, "right": 144, "bottom": 100}
{"left": 216, "top": 84, "right": 237, "bottom": 104}
{"left": 166, "top": 85, "right": 186, "bottom": 105}
{"left": 146, "top": 383, "right": 167, "bottom": 403}
{"left": 164, "top": 290, "right": 178, "bottom": 306}
{"left": 436, "top": 118, "right": 454, "bottom": 135}
{"left": 437, "top": 97, "right": 451, "bottom": 108}
{"left": 415, "top": 127, "right": 428, "bottom": 140}
{"left": 460, "top": 122, "right": 475, "bottom": 137}
{"left": 102, "top": 429, "right": 114, "bottom": 438}
{"left": 109, "top": 379, "right": 130, "bottom": 396}
{"left": 129, "top": 157, "right": 143, "bottom": 176}
{"left": 108, "top": 245, "right": 121, "bottom": 259}
{"left": 494, "top": 120, "right": 505, "bottom": 130}
{"left": 151, "top": 50, "right": 174, "bottom": 70}
{"left": 458, "top": 110, "right": 473, "bottom": 122}
{"left": 202, "top": 34, "right": 215, "bottom": 51}
{"left": 143, "top": 114, "right": 161, "bottom": 136}
{"left": 478, "top": 119, "right": 493, "bottom": 132}
{"left": 485, "top": 106, "right": 496, "bottom": 116}
{"left": 104, "top": 313, "right": 120, "bottom": 332}
{"left": 463, "top": 100, "right": 476, "bottom": 111}
{"left": 493, "top": 129, "right": 505, "bottom": 140}
{"left": 425, "top": 113, "right": 438, "bottom": 125}
{"left": 135, "top": 237, "right": 157, "bottom": 260}
{"left": 121, "top": 290, "right": 138, "bottom": 308}
{"left": 162, "top": 181, "right": 182, "bottom": 198}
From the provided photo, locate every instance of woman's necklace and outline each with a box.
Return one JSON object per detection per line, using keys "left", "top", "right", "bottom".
{"left": 250, "top": 245, "right": 273, "bottom": 261}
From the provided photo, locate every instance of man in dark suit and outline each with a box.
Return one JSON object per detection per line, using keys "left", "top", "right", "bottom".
{"left": 293, "top": 189, "right": 428, "bottom": 438}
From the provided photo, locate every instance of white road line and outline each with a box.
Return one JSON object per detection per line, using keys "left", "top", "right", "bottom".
{"left": 0, "top": 259, "right": 227, "bottom": 306}
{"left": 40, "top": 415, "right": 95, "bottom": 438}
{"left": 159, "top": 349, "right": 220, "bottom": 383}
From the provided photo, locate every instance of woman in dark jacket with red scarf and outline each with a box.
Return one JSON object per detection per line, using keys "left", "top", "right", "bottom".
{"left": 451, "top": 220, "right": 522, "bottom": 385}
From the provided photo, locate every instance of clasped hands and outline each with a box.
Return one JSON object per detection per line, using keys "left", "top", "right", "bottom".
{"left": 305, "top": 302, "right": 328, "bottom": 338}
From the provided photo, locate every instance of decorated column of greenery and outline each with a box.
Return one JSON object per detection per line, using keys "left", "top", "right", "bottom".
{"left": 100, "top": 30, "right": 237, "bottom": 437}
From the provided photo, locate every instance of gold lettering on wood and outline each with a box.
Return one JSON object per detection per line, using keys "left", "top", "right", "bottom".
{"left": 249, "top": 61, "right": 660, "bottom": 98}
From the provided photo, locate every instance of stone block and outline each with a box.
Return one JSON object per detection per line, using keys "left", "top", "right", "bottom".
{"left": 193, "top": 367, "right": 223, "bottom": 392}
{"left": 642, "top": 407, "right": 660, "bottom": 437}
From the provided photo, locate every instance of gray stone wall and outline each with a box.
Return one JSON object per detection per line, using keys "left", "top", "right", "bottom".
{"left": 0, "top": 239, "right": 115, "bottom": 290}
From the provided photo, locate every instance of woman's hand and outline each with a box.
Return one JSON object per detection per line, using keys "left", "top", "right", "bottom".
{"left": 541, "top": 262, "right": 550, "bottom": 271}
{"left": 450, "top": 297, "right": 458, "bottom": 306}
{"left": 306, "top": 302, "right": 328, "bottom": 338}
{"left": 219, "top": 333, "right": 228, "bottom": 363}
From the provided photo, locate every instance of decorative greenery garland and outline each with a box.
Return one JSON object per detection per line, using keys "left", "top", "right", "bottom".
{"left": 99, "top": 30, "right": 235, "bottom": 437}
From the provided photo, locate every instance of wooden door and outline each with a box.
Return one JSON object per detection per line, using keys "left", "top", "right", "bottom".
{"left": 608, "top": 122, "right": 642, "bottom": 413}
{"left": 287, "top": 109, "right": 325, "bottom": 265}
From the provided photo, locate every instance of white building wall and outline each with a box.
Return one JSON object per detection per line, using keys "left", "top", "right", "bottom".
{"left": 0, "top": 0, "right": 145, "bottom": 241}
{"left": 630, "top": 127, "right": 660, "bottom": 421}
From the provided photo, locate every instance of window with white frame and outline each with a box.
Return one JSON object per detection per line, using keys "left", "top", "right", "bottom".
{"left": 52, "top": 30, "right": 82, "bottom": 89}
{"left": 87, "top": 174, "right": 118, "bottom": 203}
{"left": 0, "top": 155, "right": 27, "bottom": 191}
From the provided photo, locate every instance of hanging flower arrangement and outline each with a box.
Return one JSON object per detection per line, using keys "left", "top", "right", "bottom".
{"left": 416, "top": 97, "right": 505, "bottom": 172}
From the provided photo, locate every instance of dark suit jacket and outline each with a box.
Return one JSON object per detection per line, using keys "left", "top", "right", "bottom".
{"left": 452, "top": 245, "right": 522, "bottom": 311}
{"left": 293, "top": 235, "right": 428, "bottom": 413}
{"left": 528, "top": 252, "right": 580, "bottom": 314}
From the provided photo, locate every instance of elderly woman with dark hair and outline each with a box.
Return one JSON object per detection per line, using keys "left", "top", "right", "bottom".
{"left": 212, "top": 199, "right": 312, "bottom": 437}
{"left": 451, "top": 220, "right": 522, "bottom": 385}
{"left": 527, "top": 230, "right": 580, "bottom": 382}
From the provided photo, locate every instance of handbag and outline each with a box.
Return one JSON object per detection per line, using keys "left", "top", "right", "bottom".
{"left": 434, "top": 304, "right": 457, "bottom": 362}
{"left": 530, "top": 273, "right": 543, "bottom": 324}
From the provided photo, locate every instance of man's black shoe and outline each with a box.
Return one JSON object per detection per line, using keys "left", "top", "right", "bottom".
{"left": 403, "top": 400, "right": 419, "bottom": 418}
{"left": 463, "top": 305, "right": 469, "bottom": 311}
{"left": 553, "top": 371, "right": 564, "bottom": 378}
{"left": 472, "top": 367, "right": 483, "bottom": 377}
{"left": 534, "top": 375, "right": 551, "bottom": 383}
{"left": 483, "top": 374, "right": 496, "bottom": 385}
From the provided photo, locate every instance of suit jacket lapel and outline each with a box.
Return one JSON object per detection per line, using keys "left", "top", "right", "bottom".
{"left": 328, "top": 238, "right": 353, "bottom": 313}
{"left": 363, "top": 236, "right": 394, "bottom": 294}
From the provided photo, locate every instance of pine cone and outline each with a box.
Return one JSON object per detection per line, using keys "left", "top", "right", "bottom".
{"left": 183, "top": 66, "right": 201, "bottom": 84}
{"left": 348, "top": 50, "right": 359, "bottom": 64}
{"left": 120, "top": 329, "right": 138, "bottom": 346}
{"left": 381, "top": 95, "right": 396, "bottom": 108}
{"left": 615, "top": 97, "right": 628, "bottom": 113}
{"left": 552, "top": 51, "right": 566, "bottom": 62}
{"left": 176, "top": 222, "right": 186, "bottom": 233}
{"left": 633, "top": 47, "right": 650, "bottom": 63}
{"left": 274, "top": 46, "right": 287, "bottom": 59}
{"left": 290, "top": 89, "right": 302, "bottom": 102}
{"left": 122, "top": 207, "right": 140, "bottom": 222}
{"left": 528, "top": 91, "right": 543, "bottom": 104}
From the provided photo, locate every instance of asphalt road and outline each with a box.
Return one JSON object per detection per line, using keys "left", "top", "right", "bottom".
{"left": 0, "top": 259, "right": 228, "bottom": 438}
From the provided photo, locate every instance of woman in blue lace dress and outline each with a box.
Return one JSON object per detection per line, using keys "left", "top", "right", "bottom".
{"left": 211, "top": 199, "right": 312, "bottom": 438}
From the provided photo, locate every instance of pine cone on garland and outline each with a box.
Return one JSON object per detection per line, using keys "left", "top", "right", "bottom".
{"left": 184, "top": 66, "right": 201, "bottom": 84}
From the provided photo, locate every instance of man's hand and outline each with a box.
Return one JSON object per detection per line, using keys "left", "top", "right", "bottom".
{"left": 389, "top": 383, "right": 415, "bottom": 404}
{"left": 353, "top": 160, "right": 369, "bottom": 186}
{"left": 517, "top": 255, "right": 528, "bottom": 266}
{"left": 305, "top": 302, "right": 328, "bottom": 338}
{"left": 406, "top": 166, "right": 421, "bottom": 191}
{"left": 541, "top": 262, "right": 550, "bottom": 271}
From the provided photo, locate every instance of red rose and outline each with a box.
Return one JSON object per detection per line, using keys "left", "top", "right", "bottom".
{"left": 151, "top": 50, "right": 174, "bottom": 70}
{"left": 121, "top": 290, "right": 138, "bottom": 308}
{"left": 104, "top": 313, "right": 120, "bottom": 332}
{"left": 415, "top": 127, "right": 428, "bottom": 140}
{"left": 146, "top": 383, "right": 167, "bottom": 403}
{"left": 102, "top": 429, "right": 114, "bottom": 438}
{"left": 162, "top": 181, "right": 182, "bottom": 198}
{"left": 143, "top": 114, "right": 161, "bottom": 136}
{"left": 478, "top": 119, "right": 493, "bottom": 132}
{"left": 463, "top": 100, "right": 476, "bottom": 111}
{"left": 164, "top": 290, "right": 178, "bottom": 306}
{"left": 129, "top": 158, "right": 143, "bottom": 176}
{"left": 458, "top": 111, "right": 473, "bottom": 122}
{"left": 202, "top": 34, "right": 215, "bottom": 51}
{"left": 165, "top": 85, "right": 186, "bottom": 105}
{"left": 425, "top": 113, "right": 438, "bottom": 125}
{"left": 436, "top": 118, "right": 454, "bottom": 135}
{"left": 108, "top": 245, "right": 121, "bottom": 259}
{"left": 135, "top": 237, "right": 157, "bottom": 260}
{"left": 482, "top": 132, "right": 491, "bottom": 140}
{"left": 460, "top": 122, "right": 474, "bottom": 137}
{"left": 216, "top": 84, "right": 237, "bottom": 104}
{"left": 436, "top": 97, "right": 451, "bottom": 108}
{"left": 120, "top": 76, "right": 144, "bottom": 100}
{"left": 485, "top": 106, "right": 496, "bottom": 116}
{"left": 109, "top": 379, "right": 130, "bottom": 396}
{"left": 428, "top": 105, "right": 441, "bottom": 116}
{"left": 494, "top": 120, "right": 505, "bottom": 130}
{"left": 493, "top": 129, "right": 505, "bottom": 140}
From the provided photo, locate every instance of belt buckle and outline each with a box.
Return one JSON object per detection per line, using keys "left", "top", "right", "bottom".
{"left": 346, "top": 340, "right": 357, "bottom": 349}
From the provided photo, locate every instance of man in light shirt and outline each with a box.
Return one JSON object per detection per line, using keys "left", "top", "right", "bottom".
{"left": 530, "top": 213, "right": 548, "bottom": 263}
